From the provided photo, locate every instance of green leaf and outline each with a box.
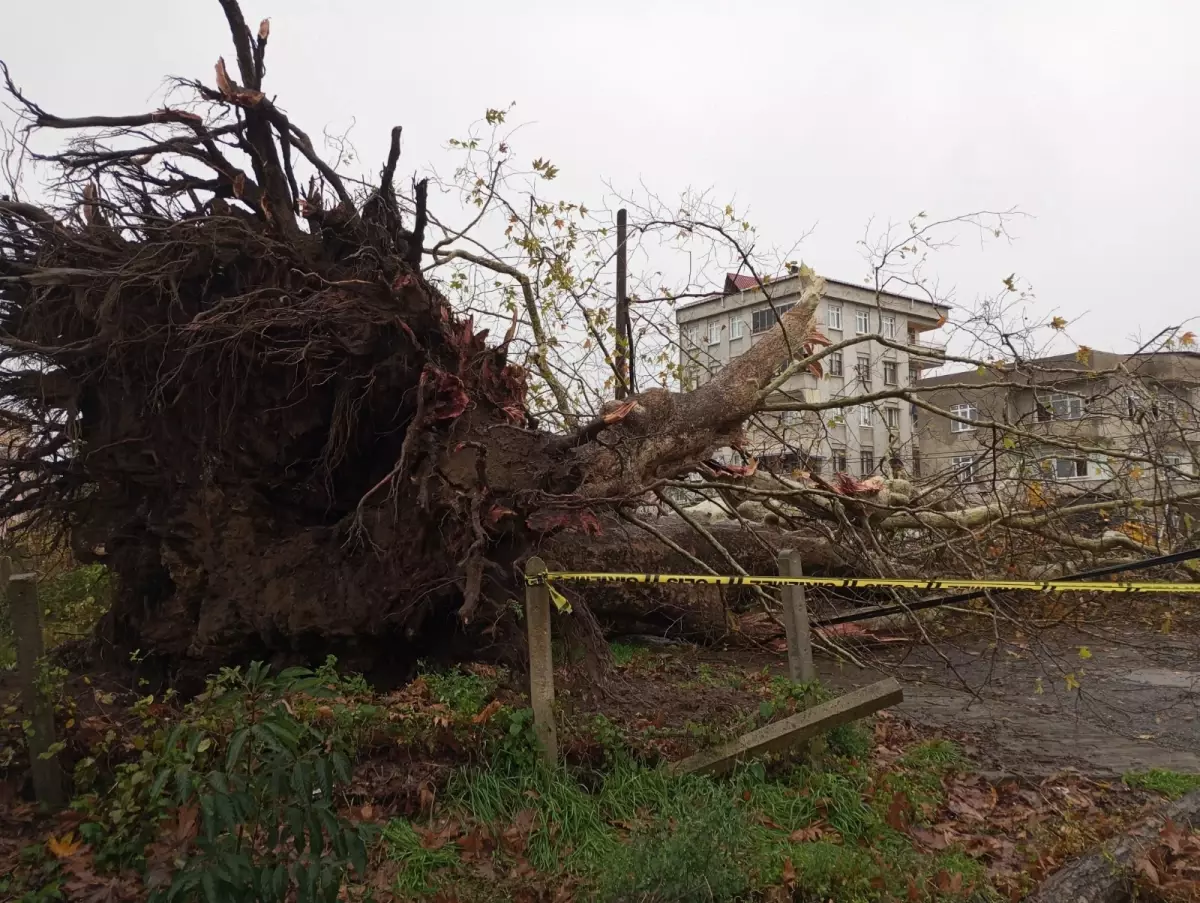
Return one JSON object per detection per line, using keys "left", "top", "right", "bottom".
{"left": 288, "top": 806, "right": 307, "bottom": 853}
{"left": 149, "top": 766, "right": 171, "bottom": 801}
{"left": 291, "top": 761, "right": 311, "bottom": 799}
{"left": 201, "top": 872, "right": 219, "bottom": 903}
{"left": 308, "top": 808, "right": 326, "bottom": 855}
{"left": 314, "top": 757, "right": 332, "bottom": 801}
{"left": 226, "top": 727, "right": 249, "bottom": 772}
{"left": 330, "top": 751, "right": 351, "bottom": 785}
{"left": 214, "top": 793, "right": 235, "bottom": 832}
{"left": 347, "top": 829, "right": 368, "bottom": 876}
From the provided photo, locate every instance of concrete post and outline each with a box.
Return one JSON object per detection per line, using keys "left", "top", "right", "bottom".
{"left": 523, "top": 556, "right": 558, "bottom": 764}
{"left": 672, "top": 678, "right": 903, "bottom": 776}
{"left": 8, "top": 561, "right": 65, "bottom": 807}
{"left": 778, "top": 549, "right": 816, "bottom": 683}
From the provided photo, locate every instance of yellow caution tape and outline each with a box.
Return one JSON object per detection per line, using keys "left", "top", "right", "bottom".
{"left": 547, "top": 584, "right": 573, "bottom": 613}
{"left": 525, "top": 571, "right": 1200, "bottom": 594}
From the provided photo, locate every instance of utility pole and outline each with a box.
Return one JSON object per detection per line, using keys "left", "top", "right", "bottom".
{"left": 614, "top": 208, "right": 630, "bottom": 399}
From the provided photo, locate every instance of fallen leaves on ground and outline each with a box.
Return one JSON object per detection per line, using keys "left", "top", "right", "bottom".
{"left": 1132, "top": 818, "right": 1200, "bottom": 902}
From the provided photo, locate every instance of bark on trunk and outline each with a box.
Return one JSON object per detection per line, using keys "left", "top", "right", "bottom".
{"left": 1024, "top": 790, "right": 1200, "bottom": 903}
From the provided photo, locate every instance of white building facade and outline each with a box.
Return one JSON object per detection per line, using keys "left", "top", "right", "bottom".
{"left": 675, "top": 273, "right": 948, "bottom": 477}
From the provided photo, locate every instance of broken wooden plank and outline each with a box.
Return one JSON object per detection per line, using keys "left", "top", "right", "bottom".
{"left": 523, "top": 556, "right": 558, "bottom": 764}
{"left": 671, "top": 678, "right": 903, "bottom": 776}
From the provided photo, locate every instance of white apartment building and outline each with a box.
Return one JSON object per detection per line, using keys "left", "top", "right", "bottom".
{"left": 675, "top": 273, "right": 948, "bottom": 477}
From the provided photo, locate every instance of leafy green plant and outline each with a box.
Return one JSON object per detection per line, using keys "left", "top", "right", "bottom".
{"left": 77, "top": 661, "right": 369, "bottom": 903}
{"left": 419, "top": 665, "right": 493, "bottom": 716}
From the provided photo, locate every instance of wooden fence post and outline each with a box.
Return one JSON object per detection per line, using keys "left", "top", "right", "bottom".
{"left": 7, "top": 561, "right": 66, "bottom": 807}
{"left": 777, "top": 549, "right": 816, "bottom": 683}
{"left": 523, "top": 556, "right": 558, "bottom": 764}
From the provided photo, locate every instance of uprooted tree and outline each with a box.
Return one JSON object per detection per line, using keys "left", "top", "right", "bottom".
{"left": 2, "top": 1, "right": 1197, "bottom": 681}
{"left": 0, "top": 1, "right": 838, "bottom": 677}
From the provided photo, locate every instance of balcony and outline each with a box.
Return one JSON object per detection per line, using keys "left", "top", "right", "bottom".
{"left": 906, "top": 334, "right": 947, "bottom": 361}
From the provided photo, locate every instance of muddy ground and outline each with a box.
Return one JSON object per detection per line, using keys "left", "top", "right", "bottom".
{"left": 701, "top": 622, "right": 1200, "bottom": 777}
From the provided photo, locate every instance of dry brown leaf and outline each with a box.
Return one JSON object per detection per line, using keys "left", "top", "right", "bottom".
{"left": 781, "top": 857, "right": 797, "bottom": 888}
{"left": 788, "top": 822, "right": 826, "bottom": 843}
{"left": 258, "top": 18, "right": 270, "bottom": 39}
{"left": 47, "top": 832, "right": 83, "bottom": 858}
{"left": 1137, "top": 855, "right": 1161, "bottom": 886}
{"left": 472, "top": 699, "right": 502, "bottom": 724}
{"left": 1161, "top": 818, "right": 1186, "bottom": 856}
{"left": 886, "top": 791, "right": 912, "bottom": 831}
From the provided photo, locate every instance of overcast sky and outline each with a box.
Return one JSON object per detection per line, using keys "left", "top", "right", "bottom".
{"left": 5, "top": 0, "right": 1199, "bottom": 353}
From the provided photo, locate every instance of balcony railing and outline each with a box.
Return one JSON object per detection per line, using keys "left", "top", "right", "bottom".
{"left": 906, "top": 335, "right": 947, "bottom": 356}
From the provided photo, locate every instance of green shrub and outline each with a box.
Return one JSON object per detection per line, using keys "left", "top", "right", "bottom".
{"left": 420, "top": 665, "right": 493, "bottom": 716}
{"left": 77, "top": 661, "right": 370, "bottom": 903}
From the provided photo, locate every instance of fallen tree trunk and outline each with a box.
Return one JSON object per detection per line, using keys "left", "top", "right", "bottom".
{"left": 541, "top": 517, "right": 853, "bottom": 639}
{"left": 1024, "top": 790, "right": 1200, "bottom": 903}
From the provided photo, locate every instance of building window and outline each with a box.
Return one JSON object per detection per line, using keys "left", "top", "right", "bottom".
{"left": 806, "top": 455, "right": 825, "bottom": 476}
{"left": 751, "top": 303, "right": 796, "bottom": 334}
{"left": 860, "top": 447, "right": 875, "bottom": 475}
{"left": 1036, "top": 393, "right": 1084, "bottom": 422}
{"left": 779, "top": 409, "right": 800, "bottom": 427}
{"left": 706, "top": 320, "right": 721, "bottom": 346}
{"left": 883, "top": 361, "right": 898, "bottom": 385}
{"left": 912, "top": 449, "right": 922, "bottom": 478}
{"left": 950, "top": 402, "right": 978, "bottom": 432}
{"left": 827, "top": 305, "right": 842, "bottom": 331}
{"left": 858, "top": 405, "right": 873, "bottom": 427}
{"left": 882, "top": 315, "right": 896, "bottom": 339}
{"left": 828, "top": 351, "right": 844, "bottom": 376}
{"left": 856, "top": 354, "right": 872, "bottom": 383}
{"left": 730, "top": 316, "right": 744, "bottom": 340}
{"left": 683, "top": 324, "right": 699, "bottom": 347}
{"left": 855, "top": 309, "right": 870, "bottom": 334}
{"left": 909, "top": 363, "right": 920, "bottom": 384}
{"left": 885, "top": 406, "right": 901, "bottom": 429}
{"left": 832, "top": 449, "right": 848, "bottom": 473}
{"left": 952, "top": 455, "right": 975, "bottom": 483}
{"left": 1054, "top": 456, "right": 1090, "bottom": 480}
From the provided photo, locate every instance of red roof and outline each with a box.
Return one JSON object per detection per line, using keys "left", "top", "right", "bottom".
{"left": 724, "top": 273, "right": 759, "bottom": 293}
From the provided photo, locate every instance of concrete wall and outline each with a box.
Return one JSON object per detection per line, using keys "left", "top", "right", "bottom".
{"left": 914, "top": 354, "right": 1200, "bottom": 490}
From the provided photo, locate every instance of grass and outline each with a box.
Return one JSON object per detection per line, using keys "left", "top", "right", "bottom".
{"left": 1124, "top": 768, "right": 1200, "bottom": 800}
{"left": 609, "top": 642, "right": 650, "bottom": 668}
{"left": 380, "top": 820, "right": 464, "bottom": 896}
{"left": 377, "top": 733, "right": 993, "bottom": 902}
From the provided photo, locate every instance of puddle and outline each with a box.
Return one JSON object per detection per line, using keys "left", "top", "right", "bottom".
{"left": 1122, "top": 668, "right": 1200, "bottom": 689}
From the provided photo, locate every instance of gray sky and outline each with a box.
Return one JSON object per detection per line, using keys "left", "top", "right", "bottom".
{"left": 6, "top": 0, "right": 1199, "bottom": 352}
